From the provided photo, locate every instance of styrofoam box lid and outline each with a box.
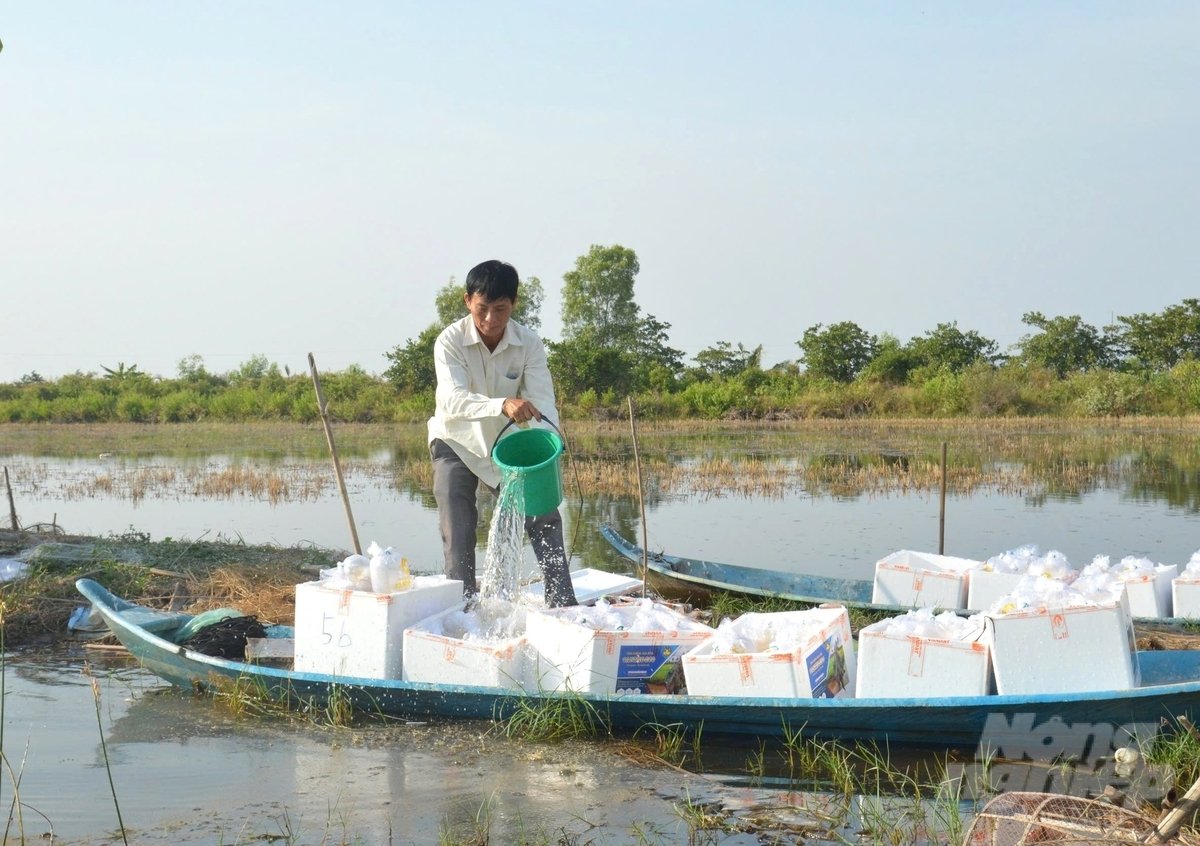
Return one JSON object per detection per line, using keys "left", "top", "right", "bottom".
{"left": 876, "top": 550, "right": 980, "bottom": 574}
{"left": 520, "top": 568, "right": 644, "bottom": 606}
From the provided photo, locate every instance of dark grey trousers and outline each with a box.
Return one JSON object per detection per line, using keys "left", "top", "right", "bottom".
{"left": 431, "top": 438, "right": 578, "bottom": 608}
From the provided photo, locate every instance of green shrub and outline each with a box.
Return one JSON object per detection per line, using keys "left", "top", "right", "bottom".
{"left": 1068, "top": 370, "right": 1150, "bottom": 416}
{"left": 116, "top": 393, "right": 154, "bottom": 422}
{"left": 159, "top": 390, "right": 206, "bottom": 422}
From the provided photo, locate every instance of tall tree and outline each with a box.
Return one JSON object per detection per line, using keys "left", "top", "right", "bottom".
{"left": 798, "top": 322, "right": 878, "bottom": 383}
{"left": 860, "top": 333, "right": 921, "bottom": 384}
{"left": 1116, "top": 298, "right": 1200, "bottom": 371}
{"left": 383, "top": 324, "right": 440, "bottom": 392}
{"left": 1016, "top": 312, "right": 1114, "bottom": 376}
{"left": 908, "top": 322, "right": 999, "bottom": 372}
{"left": 560, "top": 244, "right": 641, "bottom": 347}
{"left": 434, "top": 274, "right": 545, "bottom": 330}
{"left": 692, "top": 342, "right": 763, "bottom": 379}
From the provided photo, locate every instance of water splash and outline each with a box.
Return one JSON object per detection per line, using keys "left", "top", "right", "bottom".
{"left": 480, "top": 469, "right": 526, "bottom": 608}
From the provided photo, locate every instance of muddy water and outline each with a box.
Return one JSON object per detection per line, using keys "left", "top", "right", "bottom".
{"left": 5, "top": 647, "right": 1171, "bottom": 846}
{"left": 4, "top": 646, "right": 719, "bottom": 845}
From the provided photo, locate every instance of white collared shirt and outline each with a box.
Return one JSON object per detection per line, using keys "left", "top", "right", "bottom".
{"left": 427, "top": 316, "right": 559, "bottom": 488}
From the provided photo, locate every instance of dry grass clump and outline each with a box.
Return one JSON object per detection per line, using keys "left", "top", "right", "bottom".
{"left": 0, "top": 530, "right": 334, "bottom": 644}
{"left": 182, "top": 564, "right": 307, "bottom": 626}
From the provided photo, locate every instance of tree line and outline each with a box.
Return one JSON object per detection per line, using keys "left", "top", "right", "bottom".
{"left": 4, "top": 244, "right": 1200, "bottom": 422}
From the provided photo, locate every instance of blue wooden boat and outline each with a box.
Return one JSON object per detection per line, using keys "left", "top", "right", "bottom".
{"left": 75, "top": 577, "right": 1200, "bottom": 752}
{"left": 601, "top": 525, "right": 1199, "bottom": 630}
{"left": 602, "top": 524, "right": 879, "bottom": 607}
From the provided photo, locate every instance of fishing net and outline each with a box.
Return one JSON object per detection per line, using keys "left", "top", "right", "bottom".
{"left": 963, "top": 792, "right": 1188, "bottom": 846}
{"left": 177, "top": 614, "right": 266, "bottom": 660}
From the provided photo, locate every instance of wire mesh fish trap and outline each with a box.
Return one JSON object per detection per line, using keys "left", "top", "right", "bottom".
{"left": 964, "top": 792, "right": 1189, "bottom": 846}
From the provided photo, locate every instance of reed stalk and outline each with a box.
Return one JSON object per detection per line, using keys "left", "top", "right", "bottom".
{"left": 87, "top": 671, "right": 129, "bottom": 846}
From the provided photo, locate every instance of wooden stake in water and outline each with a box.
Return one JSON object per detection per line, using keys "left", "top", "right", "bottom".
{"left": 938, "top": 442, "right": 947, "bottom": 555}
{"left": 628, "top": 397, "right": 649, "bottom": 597}
{"left": 308, "top": 353, "right": 361, "bottom": 555}
{"left": 4, "top": 466, "right": 18, "bottom": 531}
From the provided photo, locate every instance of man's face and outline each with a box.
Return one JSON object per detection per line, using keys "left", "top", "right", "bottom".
{"left": 465, "top": 292, "right": 514, "bottom": 344}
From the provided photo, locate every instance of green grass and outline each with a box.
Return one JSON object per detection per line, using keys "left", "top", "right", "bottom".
{"left": 500, "top": 689, "right": 611, "bottom": 742}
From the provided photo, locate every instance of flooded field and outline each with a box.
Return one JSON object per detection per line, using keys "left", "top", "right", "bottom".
{"left": 2, "top": 419, "right": 1199, "bottom": 844}
{"left": 3, "top": 418, "right": 1199, "bottom": 576}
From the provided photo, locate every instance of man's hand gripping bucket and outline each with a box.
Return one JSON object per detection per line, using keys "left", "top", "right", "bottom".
{"left": 490, "top": 419, "right": 565, "bottom": 517}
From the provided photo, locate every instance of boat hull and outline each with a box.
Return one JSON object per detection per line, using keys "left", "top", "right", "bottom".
{"left": 77, "top": 577, "right": 1200, "bottom": 753}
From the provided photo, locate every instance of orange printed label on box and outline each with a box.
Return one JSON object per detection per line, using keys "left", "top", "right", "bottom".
{"left": 1050, "top": 613, "right": 1069, "bottom": 640}
{"left": 907, "top": 638, "right": 925, "bottom": 677}
{"left": 912, "top": 573, "right": 925, "bottom": 591}
{"left": 737, "top": 654, "right": 755, "bottom": 685}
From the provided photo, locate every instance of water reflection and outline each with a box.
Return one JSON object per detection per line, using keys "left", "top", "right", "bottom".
{"left": 2, "top": 644, "right": 1182, "bottom": 844}
{"left": 4, "top": 422, "right": 1200, "bottom": 575}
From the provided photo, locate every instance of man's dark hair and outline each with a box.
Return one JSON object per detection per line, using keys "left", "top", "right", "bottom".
{"left": 465, "top": 260, "right": 519, "bottom": 302}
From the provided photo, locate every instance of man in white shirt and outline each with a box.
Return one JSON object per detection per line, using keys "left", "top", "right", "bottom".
{"left": 428, "top": 260, "right": 578, "bottom": 607}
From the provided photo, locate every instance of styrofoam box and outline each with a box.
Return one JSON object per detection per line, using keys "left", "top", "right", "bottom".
{"left": 966, "top": 570, "right": 1027, "bottom": 613}
{"left": 1173, "top": 576, "right": 1200, "bottom": 619}
{"left": 520, "top": 568, "right": 645, "bottom": 607}
{"left": 1118, "top": 564, "right": 1177, "bottom": 618}
{"left": 682, "top": 607, "right": 856, "bottom": 699}
{"left": 292, "top": 576, "right": 464, "bottom": 679}
{"left": 402, "top": 604, "right": 531, "bottom": 690}
{"left": 871, "top": 550, "right": 980, "bottom": 610}
{"left": 525, "top": 602, "right": 713, "bottom": 694}
{"left": 856, "top": 623, "right": 993, "bottom": 698}
{"left": 988, "top": 596, "right": 1140, "bottom": 695}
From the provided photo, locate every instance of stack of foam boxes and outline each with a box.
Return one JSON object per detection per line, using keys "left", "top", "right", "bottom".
{"left": 524, "top": 600, "right": 714, "bottom": 694}
{"left": 1109, "top": 563, "right": 1176, "bottom": 619}
{"left": 292, "top": 575, "right": 464, "bottom": 679}
{"left": 856, "top": 613, "right": 993, "bottom": 698}
{"left": 967, "top": 567, "right": 1058, "bottom": 613}
{"left": 871, "top": 550, "right": 980, "bottom": 610}
{"left": 681, "top": 607, "right": 856, "bottom": 699}
{"left": 1174, "top": 569, "right": 1200, "bottom": 620}
{"left": 987, "top": 592, "right": 1140, "bottom": 695}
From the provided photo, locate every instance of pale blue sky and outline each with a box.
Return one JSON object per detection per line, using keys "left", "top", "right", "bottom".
{"left": 2, "top": 3, "right": 1197, "bottom": 381}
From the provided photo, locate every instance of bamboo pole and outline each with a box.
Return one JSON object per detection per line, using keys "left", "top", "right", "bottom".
{"left": 308, "top": 353, "right": 362, "bottom": 555}
{"left": 628, "top": 397, "right": 649, "bottom": 597}
{"left": 4, "top": 466, "right": 18, "bottom": 531}
{"left": 1147, "top": 770, "right": 1200, "bottom": 844}
{"left": 938, "top": 442, "right": 947, "bottom": 554}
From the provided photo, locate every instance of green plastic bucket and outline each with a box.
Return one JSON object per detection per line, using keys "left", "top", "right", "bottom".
{"left": 491, "top": 427, "right": 564, "bottom": 516}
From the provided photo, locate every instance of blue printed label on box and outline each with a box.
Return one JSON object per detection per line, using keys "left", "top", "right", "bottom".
{"left": 616, "top": 644, "right": 684, "bottom": 693}
{"left": 805, "top": 634, "right": 849, "bottom": 699}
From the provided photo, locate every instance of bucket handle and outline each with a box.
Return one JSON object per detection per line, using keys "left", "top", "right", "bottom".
{"left": 489, "top": 416, "right": 564, "bottom": 458}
